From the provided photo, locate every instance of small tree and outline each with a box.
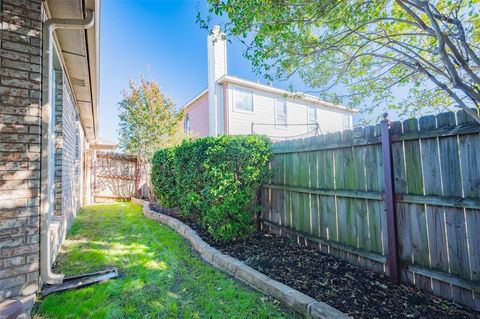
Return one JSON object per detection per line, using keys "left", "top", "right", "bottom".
{"left": 200, "top": 0, "right": 480, "bottom": 123}
{"left": 118, "top": 78, "right": 186, "bottom": 161}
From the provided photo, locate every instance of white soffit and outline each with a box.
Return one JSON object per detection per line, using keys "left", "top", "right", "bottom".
{"left": 45, "top": 0, "right": 99, "bottom": 142}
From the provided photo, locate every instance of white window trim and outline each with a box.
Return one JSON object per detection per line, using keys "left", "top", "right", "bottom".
{"left": 307, "top": 105, "right": 318, "bottom": 131}
{"left": 343, "top": 113, "right": 352, "bottom": 130}
{"left": 275, "top": 98, "right": 288, "bottom": 129}
{"left": 184, "top": 114, "right": 190, "bottom": 133}
{"left": 232, "top": 86, "right": 254, "bottom": 114}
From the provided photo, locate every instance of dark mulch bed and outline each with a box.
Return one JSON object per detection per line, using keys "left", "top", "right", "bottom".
{"left": 149, "top": 203, "right": 480, "bottom": 319}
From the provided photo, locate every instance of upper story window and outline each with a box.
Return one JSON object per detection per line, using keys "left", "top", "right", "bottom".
{"left": 275, "top": 99, "right": 287, "bottom": 128}
{"left": 184, "top": 114, "right": 190, "bottom": 133}
{"left": 308, "top": 106, "right": 318, "bottom": 131}
{"left": 343, "top": 114, "right": 352, "bottom": 129}
{"left": 234, "top": 87, "right": 253, "bottom": 112}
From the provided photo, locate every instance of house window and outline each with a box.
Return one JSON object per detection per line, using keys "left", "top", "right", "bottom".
{"left": 234, "top": 87, "right": 253, "bottom": 112}
{"left": 275, "top": 99, "right": 287, "bottom": 128}
{"left": 184, "top": 114, "right": 190, "bottom": 133}
{"left": 308, "top": 106, "right": 318, "bottom": 131}
{"left": 343, "top": 114, "right": 352, "bottom": 129}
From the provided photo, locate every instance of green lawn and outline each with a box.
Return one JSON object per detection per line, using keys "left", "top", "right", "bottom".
{"left": 34, "top": 202, "right": 296, "bottom": 319}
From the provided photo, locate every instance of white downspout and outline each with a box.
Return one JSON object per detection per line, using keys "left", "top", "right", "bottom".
{"left": 40, "top": 10, "right": 95, "bottom": 285}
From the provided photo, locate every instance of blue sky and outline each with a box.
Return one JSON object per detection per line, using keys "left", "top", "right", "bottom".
{"left": 99, "top": 0, "right": 378, "bottom": 143}
{"left": 99, "top": 0, "right": 267, "bottom": 142}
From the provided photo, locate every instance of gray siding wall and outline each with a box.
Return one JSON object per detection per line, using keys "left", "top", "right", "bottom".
{"left": 0, "top": 0, "right": 43, "bottom": 303}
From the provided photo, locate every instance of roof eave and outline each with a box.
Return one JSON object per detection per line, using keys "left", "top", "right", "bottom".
{"left": 218, "top": 75, "right": 358, "bottom": 114}
{"left": 180, "top": 88, "right": 208, "bottom": 111}
{"left": 45, "top": 0, "right": 100, "bottom": 142}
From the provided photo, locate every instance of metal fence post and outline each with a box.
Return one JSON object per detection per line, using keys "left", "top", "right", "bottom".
{"left": 380, "top": 113, "right": 400, "bottom": 284}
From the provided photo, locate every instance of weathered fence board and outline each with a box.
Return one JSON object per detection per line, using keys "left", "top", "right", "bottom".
{"left": 90, "top": 151, "right": 137, "bottom": 202}
{"left": 88, "top": 151, "right": 151, "bottom": 202}
{"left": 261, "top": 109, "right": 480, "bottom": 310}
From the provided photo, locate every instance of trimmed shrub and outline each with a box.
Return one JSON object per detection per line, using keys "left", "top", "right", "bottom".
{"left": 173, "top": 137, "right": 211, "bottom": 219}
{"left": 151, "top": 148, "right": 177, "bottom": 208}
{"left": 151, "top": 135, "right": 272, "bottom": 241}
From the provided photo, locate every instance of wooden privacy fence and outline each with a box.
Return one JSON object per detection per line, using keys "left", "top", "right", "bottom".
{"left": 261, "top": 109, "right": 480, "bottom": 310}
{"left": 88, "top": 151, "right": 151, "bottom": 202}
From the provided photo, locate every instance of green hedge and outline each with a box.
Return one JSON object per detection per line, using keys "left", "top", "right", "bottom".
{"left": 151, "top": 135, "right": 272, "bottom": 241}
{"left": 151, "top": 148, "right": 177, "bottom": 208}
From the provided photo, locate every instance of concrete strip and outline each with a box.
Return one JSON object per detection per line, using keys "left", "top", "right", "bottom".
{"left": 133, "top": 198, "right": 350, "bottom": 319}
{"left": 308, "top": 302, "right": 349, "bottom": 319}
{"left": 0, "top": 299, "right": 22, "bottom": 319}
{"left": 259, "top": 276, "right": 316, "bottom": 314}
{"left": 198, "top": 243, "right": 218, "bottom": 262}
{"left": 0, "top": 294, "right": 35, "bottom": 319}
{"left": 235, "top": 262, "right": 272, "bottom": 287}
{"left": 212, "top": 253, "right": 243, "bottom": 274}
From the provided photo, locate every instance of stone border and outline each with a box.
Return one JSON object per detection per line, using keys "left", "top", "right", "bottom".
{"left": 132, "top": 198, "right": 349, "bottom": 319}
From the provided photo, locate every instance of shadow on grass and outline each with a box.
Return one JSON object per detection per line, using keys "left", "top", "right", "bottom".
{"left": 33, "top": 202, "right": 297, "bottom": 319}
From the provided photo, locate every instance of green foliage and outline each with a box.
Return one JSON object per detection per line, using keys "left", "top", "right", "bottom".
{"left": 174, "top": 137, "right": 211, "bottom": 218}
{"left": 118, "top": 77, "right": 187, "bottom": 161}
{"left": 151, "top": 135, "right": 273, "bottom": 241}
{"left": 151, "top": 148, "right": 177, "bottom": 208}
{"left": 199, "top": 0, "right": 480, "bottom": 121}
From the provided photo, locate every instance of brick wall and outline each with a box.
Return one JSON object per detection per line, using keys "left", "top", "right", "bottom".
{"left": 184, "top": 93, "right": 210, "bottom": 138}
{"left": 51, "top": 68, "right": 83, "bottom": 259}
{"left": 53, "top": 69, "right": 62, "bottom": 216}
{"left": 0, "top": 0, "right": 43, "bottom": 303}
{"left": 53, "top": 69, "right": 81, "bottom": 218}
{"left": 59, "top": 71, "right": 82, "bottom": 224}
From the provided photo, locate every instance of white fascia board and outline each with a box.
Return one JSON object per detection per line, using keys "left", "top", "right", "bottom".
{"left": 218, "top": 75, "right": 358, "bottom": 114}
{"left": 180, "top": 88, "right": 208, "bottom": 111}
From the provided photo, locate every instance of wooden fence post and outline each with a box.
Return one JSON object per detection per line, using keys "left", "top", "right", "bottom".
{"left": 135, "top": 158, "right": 141, "bottom": 198}
{"left": 91, "top": 149, "right": 97, "bottom": 203}
{"left": 380, "top": 113, "right": 400, "bottom": 284}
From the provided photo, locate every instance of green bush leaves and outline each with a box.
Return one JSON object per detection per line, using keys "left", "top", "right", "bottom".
{"left": 151, "top": 148, "right": 178, "bottom": 208}
{"left": 151, "top": 135, "right": 272, "bottom": 241}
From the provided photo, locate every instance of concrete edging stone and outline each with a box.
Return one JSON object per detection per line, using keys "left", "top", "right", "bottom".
{"left": 133, "top": 198, "right": 350, "bottom": 319}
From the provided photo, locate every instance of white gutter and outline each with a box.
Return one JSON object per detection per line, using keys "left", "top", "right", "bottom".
{"left": 40, "top": 10, "right": 95, "bottom": 285}
{"left": 94, "top": 3, "right": 101, "bottom": 139}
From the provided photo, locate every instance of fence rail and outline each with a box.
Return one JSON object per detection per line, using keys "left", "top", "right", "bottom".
{"left": 261, "top": 109, "right": 480, "bottom": 310}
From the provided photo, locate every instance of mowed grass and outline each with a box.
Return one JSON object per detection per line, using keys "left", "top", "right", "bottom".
{"left": 33, "top": 202, "right": 296, "bottom": 319}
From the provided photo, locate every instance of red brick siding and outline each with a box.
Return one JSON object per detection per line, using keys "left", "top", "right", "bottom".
{"left": 184, "top": 93, "right": 209, "bottom": 138}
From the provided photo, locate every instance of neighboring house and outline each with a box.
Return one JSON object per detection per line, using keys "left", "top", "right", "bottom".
{"left": 0, "top": 0, "right": 100, "bottom": 316}
{"left": 182, "top": 26, "right": 357, "bottom": 140}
